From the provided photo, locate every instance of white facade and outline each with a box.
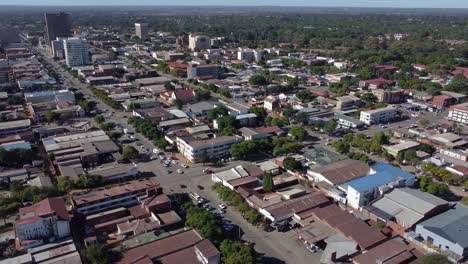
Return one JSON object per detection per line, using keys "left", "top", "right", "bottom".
{"left": 63, "top": 37, "right": 89, "bottom": 67}
{"left": 135, "top": 23, "right": 148, "bottom": 39}
{"left": 16, "top": 217, "right": 70, "bottom": 245}
{"left": 176, "top": 136, "right": 243, "bottom": 163}
{"left": 360, "top": 107, "right": 397, "bottom": 125}
{"left": 237, "top": 49, "right": 254, "bottom": 62}
{"left": 448, "top": 107, "right": 468, "bottom": 125}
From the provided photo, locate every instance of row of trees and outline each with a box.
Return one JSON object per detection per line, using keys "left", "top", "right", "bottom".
{"left": 127, "top": 117, "right": 169, "bottom": 149}
{"left": 211, "top": 183, "right": 262, "bottom": 225}
{"left": 57, "top": 174, "right": 107, "bottom": 192}
{"left": 89, "top": 86, "right": 121, "bottom": 109}
{"left": 418, "top": 176, "right": 449, "bottom": 197}
{"left": 421, "top": 162, "right": 465, "bottom": 186}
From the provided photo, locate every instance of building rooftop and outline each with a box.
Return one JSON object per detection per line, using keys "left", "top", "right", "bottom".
{"left": 0, "top": 119, "right": 31, "bottom": 130}
{"left": 369, "top": 188, "right": 448, "bottom": 229}
{"left": 450, "top": 102, "right": 468, "bottom": 112}
{"left": 117, "top": 229, "right": 218, "bottom": 264}
{"left": 352, "top": 238, "right": 417, "bottom": 264}
{"left": 18, "top": 197, "right": 69, "bottom": 225}
{"left": 309, "top": 159, "right": 370, "bottom": 185}
{"left": 180, "top": 135, "right": 242, "bottom": 148}
{"left": 383, "top": 140, "right": 420, "bottom": 152}
{"left": 417, "top": 204, "right": 468, "bottom": 249}
{"left": 345, "top": 162, "right": 415, "bottom": 193}
{"left": 71, "top": 178, "right": 159, "bottom": 207}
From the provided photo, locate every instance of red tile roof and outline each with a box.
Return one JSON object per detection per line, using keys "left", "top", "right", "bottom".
{"left": 19, "top": 197, "right": 69, "bottom": 222}
{"left": 309, "top": 159, "right": 370, "bottom": 185}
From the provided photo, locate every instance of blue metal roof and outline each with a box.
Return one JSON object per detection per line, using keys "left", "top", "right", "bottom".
{"left": 346, "top": 162, "right": 415, "bottom": 193}
{"left": 0, "top": 142, "right": 31, "bottom": 151}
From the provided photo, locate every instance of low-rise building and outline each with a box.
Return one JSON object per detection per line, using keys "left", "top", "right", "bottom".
{"left": 15, "top": 198, "right": 70, "bottom": 249}
{"left": 176, "top": 135, "right": 243, "bottom": 163}
{"left": 372, "top": 88, "right": 405, "bottom": 104}
{"left": 70, "top": 178, "right": 161, "bottom": 215}
{"left": 116, "top": 229, "right": 220, "bottom": 264}
{"left": 383, "top": 140, "right": 420, "bottom": 157}
{"left": 0, "top": 119, "right": 31, "bottom": 137}
{"left": 448, "top": 102, "right": 468, "bottom": 125}
{"left": 359, "top": 107, "right": 397, "bottom": 125}
{"left": 187, "top": 64, "right": 220, "bottom": 80}
{"left": 432, "top": 94, "right": 455, "bottom": 109}
{"left": 335, "top": 95, "right": 361, "bottom": 110}
{"left": 87, "top": 163, "right": 139, "bottom": 181}
{"left": 415, "top": 204, "right": 468, "bottom": 260}
{"left": 336, "top": 114, "right": 365, "bottom": 129}
{"left": 344, "top": 162, "right": 416, "bottom": 209}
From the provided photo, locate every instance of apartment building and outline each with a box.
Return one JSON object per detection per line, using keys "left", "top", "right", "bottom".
{"left": 359, "top": 107, "right": 397, "bottom": 125}
{"left": 176, "top": 135, "right": 243, "bottom": 163}
{"left": 448, "top": 102, "right": 468, "bottom": 125}
{"left": 15, "top": 197, "right": 70, "bottom": 248}
{"left": 70, "top": 178, "right": 161, "bottom": 215}
{"left": 187, "top": 63, "right": 220, "bottom": 79}
{"left": 188, "top": 33, "right": 210, "bottom": 51}
{"left": 372, "top": 89, "right": 405, "bottom": 104}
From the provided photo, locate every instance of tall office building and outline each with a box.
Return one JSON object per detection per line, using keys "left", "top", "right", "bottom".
{"left": 44, "top": 12, "right": 72, "bottom": 46}
{"left": 135, "top": 23, "right": 149, "bottom": 39}
{"left": 63, "top": 38, "right": 89, "bottom": 67}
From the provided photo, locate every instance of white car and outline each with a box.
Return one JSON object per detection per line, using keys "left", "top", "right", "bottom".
{"left": 181, "top": 164, "right": 188, "bottom": 168}
{"left": 177, "top": 169, "right": 184, "bottom": 174}
{"left": 171, "top": 160, "right": 178, "bottom": 164}
{"left": 218, "top": 203, "right": 227, "bottom": 209}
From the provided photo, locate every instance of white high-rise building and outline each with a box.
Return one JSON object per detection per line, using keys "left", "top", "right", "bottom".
{"left": 63, "top": 37, "right": 89, "bottom": 67}
{"left": 135, "top": 23, "right": 149, "bottom": 39}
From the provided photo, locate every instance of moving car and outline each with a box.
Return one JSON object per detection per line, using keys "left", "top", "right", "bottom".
{"left": 177, "top": 169, "right": 184, "bottom": 174}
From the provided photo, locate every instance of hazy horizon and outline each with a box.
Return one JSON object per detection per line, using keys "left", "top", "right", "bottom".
{"left": 1, "top": 0, "right": 468, "bottom": 8}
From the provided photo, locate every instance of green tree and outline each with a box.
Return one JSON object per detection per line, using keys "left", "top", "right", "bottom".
{"left": 373, "top": 131, "right": 389, "bottom": 145}
{"left": 82, "top": 244, "right": 112, "bottom": 264}
{"left": 45, "top": 111, "right": 60, "bottom": 122}
{"left": 230, "top": 140, "right": 257, "bottom": 160}
{"left": 57, "top": 177, "right": 75, "bottom": 192}
{"left": 220, "top": 240, "right": 254, "bottom": 264}
{"left": 249, "top": 74, "right": 268, "bottom": 86}
{"left": 208, "top": 106, "right": 228, "bottom": 121}
{"left": 332, "top": 140, "right": 350, "bottom": 154}
{"left": 100, "top": 122, "right": 115, "bottom": 131}
{"left": 324, "top": 120, "right": 337, "bottom": 134}
{"left": 263, "top": 173, "right": 274, "bottom": 192}
{"left": 414, "top": 254, "right": 451, "bottom": 264}
{"left": 185, "top": 205, "right": 223, "bottom": 243}
{"left": 283, "top": 157, "right": 302, "bottom": 171}
{"left": 289, "top": 125, "right": 306, "bottom": 141}
{"left": 94, "top": 115, "right": 105, "bottom": 124}
{"left": 419, "top": 118, "right": 430, "bottom": 128}
{"left": 76, "top": 174, "right": 107, "bottom": 189}
{"left": 122, "top": 145, "right": 139, "bottom": 160}
{"left": 461, "top": 197, "right": 468, "bottom": 206}
{"left": 154, "top": 138, "right": 169, "bottom": 149}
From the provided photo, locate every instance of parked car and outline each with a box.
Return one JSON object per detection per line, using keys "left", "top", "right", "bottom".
{"left": 181, "top": 164, "right": 189, "bottom": 168}
{"left": 177, "top": 169, "right": 184, "bottom": 174}
{"left": 218, "top": 203, "right": 227, "bottom": 209}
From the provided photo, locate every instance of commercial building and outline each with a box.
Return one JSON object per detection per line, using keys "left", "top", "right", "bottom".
{"left": 15, "top": 197, "right": 70, "bottom": 249}
{"left": 117, "top": 229, "right": 220, "bottom": 264}
{"left": 176, "top": 135, "right": 243, "bottom": 163}
{"left": 50, "top": 37, "right": 65, "bottom": 59}
{"left": 359, "top": 107, "right": 397, "bottom": 125}
{"left": 336, "top": 114, "right": 365, "bottom": 129}
{"left": 237, "top": 48, "right": 254, "bottom": 62}
{"left": 187, "top": 63, "right": 220, "bottom": 79}
{"left": 70, "top": 178, "right": 161, "bottom": 215}
{"left": 87, "top": 163, "right": 139, "bottom": 182}
{"left": 307, "top": 159, "right": 371, "bottom": 187}
{"left": 44, "top": 12, "right": 71, "bottom": 46}
{"left": 335, "top": 95, "right": 361, "bottom": 110}
{"left": 63, "top": 37, "right": 89, "bottom": 67}
{"left": 24, "top": 89, "right": 75, "bottom": 104}
{"left": 352, "top": 238, "right": 418, "bottom": 264}
{"left": 448, "top": 102, "right": 468, "bottom": 125}
{"left": 366, "top": 188, "right": 449, "bottom": 231}
{"left": 134, "top": 23, "right": 149, "bottom": 39}
{"left": 415, "top": 204, "right": 468, "bottom": 260}
{"left": 372, "top": 89, "right": 405, "bottom": 104}
{"left": 0, "top": 119, "right": 31, "bottom": 137}
{"left": 383, "top": 140, "right": 420, "bottom": 157}
{"left": 433, "top": 94, "right": 455, "bottom": 109}
{"left": 344, "top": 162, "right": 416, "bottom": 208}
{"left": 188, "top": 33, "right": 210, "bottom": 51}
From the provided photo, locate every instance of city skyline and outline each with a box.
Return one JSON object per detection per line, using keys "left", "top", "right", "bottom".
{"left": 1, "top": 0, "right": 468, "bottom": 8}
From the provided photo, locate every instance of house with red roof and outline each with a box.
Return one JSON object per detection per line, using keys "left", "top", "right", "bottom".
{"left": 359, "top": 77, "right": 396, "bottom": 90}
{"left": 160, "top": 88, "right": 196, "bottom": 106}
{"left": 450, "top": 67, "right": 468, "bottom": 78}
{"left": 15, "top": 197, "right": 70, "bottom": 249}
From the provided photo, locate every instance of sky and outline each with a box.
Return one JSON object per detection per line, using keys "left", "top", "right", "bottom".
{"left": 1, "top": 0, "right": 468, "bottom": 8}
